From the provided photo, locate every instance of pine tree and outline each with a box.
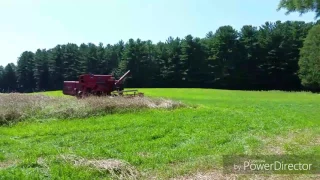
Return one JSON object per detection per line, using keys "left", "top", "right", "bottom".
{"left": 16, "top": 51, "right": 35, "bottom": 92}
{"left": 165, "top": 37, "right": 183, "bottom": 87}
{"left": 207, "top": 26, "right": 240, "bottom": 88}
{"left": 2, "top": 63, "right": 17, "bottom": 92}
{"left": 34, "top": 49, "right": 50, "bottom": 91}
{"left": 48, "top": 45, "right": 64, "bottom": 90}
{"left": 180, "top": 35, "right": 207, "bottom": 87}
{"left": 238, "top": 25, "right": 260, "bottom": 89}
{"left": 0, "top": 66, "right": 4, "bottom": 91}
{"left": 277, "top": 0, "right": 320, "bottom": 19}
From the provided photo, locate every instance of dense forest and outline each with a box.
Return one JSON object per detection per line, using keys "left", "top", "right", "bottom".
{"left": 0, "top": 20, "right": 319, "bottom": 92}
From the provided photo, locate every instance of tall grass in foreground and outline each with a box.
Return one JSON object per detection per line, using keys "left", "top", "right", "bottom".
{"left": 0, "top": 93, "right": 185, "bottom": 125}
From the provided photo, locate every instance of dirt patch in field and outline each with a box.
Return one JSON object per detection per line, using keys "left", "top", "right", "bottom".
{"left": 261, "top": 129, "right": 319, "bottom": 154}
{"left": 315, "top": 137, "right": 320, "bottom": 145}
{"left": 0, "top": 160, "right": 18, "bottom": 169}
{"left": 60, "top": 154, "right": 139, "bottom": 180}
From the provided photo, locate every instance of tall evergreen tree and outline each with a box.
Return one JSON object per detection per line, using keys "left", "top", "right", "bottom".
{"left": 0, "top": 66, "right": 4, "bottom": 91}
{"left": 62, "top": 43, "right": 82, "bottom": 80}
{"left": 238, "top": 25, "right": 260, "bottom": 89}
{"left": 34, "top": 49, "right": 50, "bottom": 91}
{"left": 298, "top": 24, "right": 320, "bottom": 90}
{"left": 48, "top": 45, "right": 64, "bottom": 90}
{"left": 2, "top": 63, "right": 17, "bottom": 92}
{"left": 165, "top": 37, "right": 183, "bottom": 87}
{"left": 86, "top": 43, "right": 99, "bottom": 74}
{"left": 155, "top": 41, "right": 170, "bottom": 87}
{"left": 207, "top": 26, "right": 241, "bottom": 88}
{"left": 112, "top": 40, "right": 125, "bottom": 78}
{"left": 180, "top": 35, "right": 207, "bottom": 87}
{"left": 16, "top": 51, "right": 35, "bottom": 92}
{"left": 121, "top": 39, "right": 150, "bottom": 87}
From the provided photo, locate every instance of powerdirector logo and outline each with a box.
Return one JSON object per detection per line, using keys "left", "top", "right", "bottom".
{"left": 223, "top": 155, "right": 320, "bottom": 174}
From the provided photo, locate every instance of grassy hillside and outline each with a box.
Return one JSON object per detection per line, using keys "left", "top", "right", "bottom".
{"left": 0, "top": 89, "right": 319, "bottom": 179}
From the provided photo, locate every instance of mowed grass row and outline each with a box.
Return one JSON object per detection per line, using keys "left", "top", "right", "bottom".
{"left": 0, "top": 88, "right": 319, "bottom": 179}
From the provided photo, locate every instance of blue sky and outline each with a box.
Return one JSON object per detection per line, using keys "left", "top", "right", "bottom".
{"left": 0, "top": 0, "right": 316, "bottom": 66}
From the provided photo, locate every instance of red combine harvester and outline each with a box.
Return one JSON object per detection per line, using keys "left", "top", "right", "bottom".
{"left": 63, "top": 70, "right": 142, "bottom": 98}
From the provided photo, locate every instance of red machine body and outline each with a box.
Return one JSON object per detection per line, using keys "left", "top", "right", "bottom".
{"left": 63, "top": 70, "right": 131, "bottom": 97}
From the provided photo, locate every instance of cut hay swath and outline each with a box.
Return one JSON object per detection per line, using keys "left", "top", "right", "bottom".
{"left": 59, "top": 154, "right": 139, "bottom": 180}
{"left": 0, "top": 93, "right": 185, "bottom": 125}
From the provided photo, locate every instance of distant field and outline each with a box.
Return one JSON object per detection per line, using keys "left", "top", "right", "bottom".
{"left": 0, "top": 88, "right": 319, "bottom": 179}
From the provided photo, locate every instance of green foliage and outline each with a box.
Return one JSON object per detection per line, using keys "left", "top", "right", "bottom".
{"left": 16, "top": 51, "right": 35, "bottom": 92}
{"left": 277, "top": 0, "right": 320, "bottom": 19}
{"left": 180, "top": 35, "right": 207, "bottom": 87}
{"left": 48, "top": 45, "right": 64, "bottom": 90}
{"left": 205, "top": 26, "right": 241, "bottom": 88}
{"left": 298, "top": 24, "right": 320, "bottom": 90}
{"left": 0, "top": 64, "right": 17, "bottom": 92}
{"left": 33, "top": 49, "right": 49, "bottom": 91}
{"left": 0, "top": 66, "right": 4, "bottom": 90}
{"left": 238, "top": 25, "right": 260, "bottom": 89}
{"left": 162, "top": 37, "right": 183, "bottom": 87}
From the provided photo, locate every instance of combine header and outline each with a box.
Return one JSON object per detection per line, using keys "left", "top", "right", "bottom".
{"left": 63, "top": 70, "right": 143, "bottom": 98}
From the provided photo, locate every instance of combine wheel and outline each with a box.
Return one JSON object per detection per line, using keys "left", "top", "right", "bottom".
{"left": 76, "top": 91, "right": 83, "bottom": 99}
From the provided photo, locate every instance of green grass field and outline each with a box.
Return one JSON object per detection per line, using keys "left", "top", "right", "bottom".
{"left": 0, "top": 88, "right": 319, "bottom": 179}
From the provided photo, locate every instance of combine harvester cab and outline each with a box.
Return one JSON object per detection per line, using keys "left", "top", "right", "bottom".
{"left": 62, "top": 70, "right": 143, "bottom": 98}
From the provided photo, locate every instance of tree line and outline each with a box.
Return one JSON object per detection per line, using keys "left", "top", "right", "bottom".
{"left": 0, "top": 20, "right": 319, "bottom": 93}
